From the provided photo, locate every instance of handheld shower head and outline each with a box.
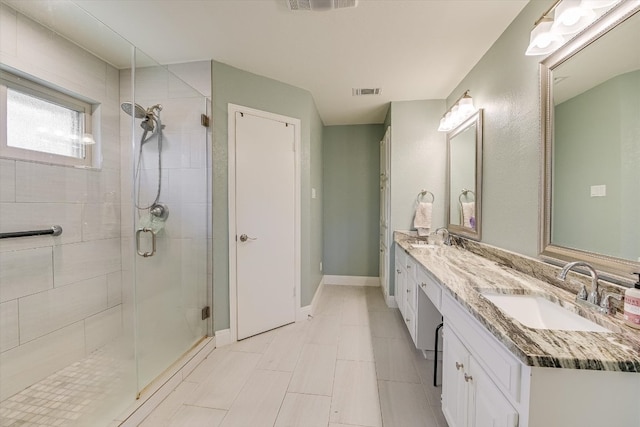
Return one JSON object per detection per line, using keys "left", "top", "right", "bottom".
{"left": 121, "top": 102, "right": 147, "bottom": 119}
{"left": 141, "top": 116, "right": 155, "bottom": 133}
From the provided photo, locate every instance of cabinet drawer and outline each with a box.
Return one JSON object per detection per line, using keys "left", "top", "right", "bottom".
{"left": 404, "top": 252, "right": 416, "bottom": 283}
{"left": 417, "top": 267, "right": 442, "bottom": 310}
{"left": 442, "top": 293, "right": 522, "bottom": 403}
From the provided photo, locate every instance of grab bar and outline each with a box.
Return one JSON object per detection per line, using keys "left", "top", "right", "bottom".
{"left": 0, "top": 225, "right": 63, "bottom": 240}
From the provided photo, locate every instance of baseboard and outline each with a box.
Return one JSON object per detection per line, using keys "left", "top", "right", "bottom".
{"left": 323, "top": 275, "right": 380, "bottom": 287}
{"left": 214, "top": 328, "right": 231, "bottom": 347}
{"left": 385, "top": 293, "right": 398, "bottom": 308}
{"left": 298, "top": 276, "right": 324, "bottom": 320}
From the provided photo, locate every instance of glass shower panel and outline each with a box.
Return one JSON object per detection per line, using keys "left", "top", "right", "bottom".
{"left": 128, "top": 50, "right": 209, "bottom": 391}
{"left": 0, "top": 1, "right": 137, "bottom": 425}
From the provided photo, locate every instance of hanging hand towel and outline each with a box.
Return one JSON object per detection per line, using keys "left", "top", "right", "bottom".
{"left": 462, "top": 202, "right": 475, "bottom": 229}
{"left": 414, "top": 202, "right": 432, "bottom": 237}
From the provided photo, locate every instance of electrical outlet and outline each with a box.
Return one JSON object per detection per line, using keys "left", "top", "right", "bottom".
{"left": 590, "top": 185, "right": 606, "bottom": 197}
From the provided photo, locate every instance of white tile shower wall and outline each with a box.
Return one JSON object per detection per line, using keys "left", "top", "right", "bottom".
{"left": 0, "top": 159, "right": 15, "bottom": 202}
{"left": 0, "top": 322, "right": 85, "bottom": 400}
{"left": 0, "top": 300, "right": 18, "bottom": 351}
{"left": 19, "top": 275, "right": 108, "bottom": 343}
{"left": 0, "top": 4, "right": 125, "bottom": 401}
{"left": 0, "top": 246, "right": 53, "bottom": 302}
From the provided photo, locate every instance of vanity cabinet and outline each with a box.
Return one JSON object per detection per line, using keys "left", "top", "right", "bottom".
{"left": 395, "top": 247, "right": 416, "bottom": 342}
{"left": 440, "top": 289, "right": 640, "bottom": 427}
{"left": 442, "top": 323, "right": 518, "bottom": 427}
{"left": 395, "top": 245, "right": 443, "bottom": 351}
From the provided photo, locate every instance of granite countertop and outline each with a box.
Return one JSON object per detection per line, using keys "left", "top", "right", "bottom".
{"left": 394, "top": 232, "right": 640, "bottom": 372}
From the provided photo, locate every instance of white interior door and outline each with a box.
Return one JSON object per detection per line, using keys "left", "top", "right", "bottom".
{"left": 234, "top": 111, "right": 296, "bottom": 340}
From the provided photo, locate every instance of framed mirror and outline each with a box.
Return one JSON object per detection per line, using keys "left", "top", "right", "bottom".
{"left": 447, "top": 109, "right": 483, "bottom": 240}
{"left": 540, "top": 2, "right": 640, "bottom": 282}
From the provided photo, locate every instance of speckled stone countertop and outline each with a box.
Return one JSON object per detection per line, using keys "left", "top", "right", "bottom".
{"left": 394, "top": 232, "right": 640, "bottom": 372}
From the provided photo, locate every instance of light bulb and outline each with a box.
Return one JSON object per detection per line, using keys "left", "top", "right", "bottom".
{"left": 552, "top": 0, "right": 597, "bottom": 35}
{"left": 525, "top": 20, "right": 565, "bottom": 55}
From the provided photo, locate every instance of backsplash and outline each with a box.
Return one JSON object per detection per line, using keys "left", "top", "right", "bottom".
{"left": 451, "top": 236, "right": 629, "bottom": 314}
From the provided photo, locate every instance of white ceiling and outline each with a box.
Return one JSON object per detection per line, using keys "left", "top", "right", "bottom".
{"left": 9, "top": 0, "right": 530, "bottom": 125}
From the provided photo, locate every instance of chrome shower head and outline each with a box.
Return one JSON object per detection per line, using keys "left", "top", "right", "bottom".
{"left": 121, "top": 102, "right": 147, "bottom": 119}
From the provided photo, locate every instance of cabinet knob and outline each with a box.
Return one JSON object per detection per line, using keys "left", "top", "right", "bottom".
{"left": 397, "top": 269, "right": 401, "bottom": 274}
{"left": 406, "top": 265, "right": 411, "bottom": 269}
{"left": 407, "top": 289, "right": 410, "bottom": 293}
{"left": 464, "top": 374, "right": 473, "bottom": 383}
{"left": 405, "top": 318, "right": 410, "bottom": 322}
{"left": 421, "top": 282, "right": 426, "bottom": 288}
{"left": 455, "top": 362, "right": 464, "bottom": 371}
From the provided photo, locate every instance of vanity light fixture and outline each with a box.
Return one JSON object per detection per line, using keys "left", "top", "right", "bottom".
{"left": 525, "top": 0, "right": 621, "bottom": 56}
{"left": 437, "top": 90, "right": 476, "bottom": 132}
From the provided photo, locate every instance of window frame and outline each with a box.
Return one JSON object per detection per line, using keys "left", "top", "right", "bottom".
{"left": 0, "top": 71, "right": 95, "bottom": 168}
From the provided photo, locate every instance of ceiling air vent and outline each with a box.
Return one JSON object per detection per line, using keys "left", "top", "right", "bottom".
{"left": 287, "top": 0, "right": 358, "bottom": 12}
{"left": 352, "top": 88, "right": 382, "bottom": 96}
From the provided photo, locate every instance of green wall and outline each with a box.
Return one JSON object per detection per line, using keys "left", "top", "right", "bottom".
{"left": 390, "top": 100, "right": 447, "bottom": 232}
{"left": 553, "top": 71, "right": 640, "bottom": 261}
{"left": 211, "top": 61, "right": 323, "bottom": 331}
{"left": 322, "top": 125, "right": 383, "bottom": 276}
{"left": 445, "top": 0, "right": 553, "bottom": 257}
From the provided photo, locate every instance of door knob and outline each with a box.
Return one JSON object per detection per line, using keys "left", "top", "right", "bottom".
{"left": 239, "top": 234, "right": 257, "bottom": 242}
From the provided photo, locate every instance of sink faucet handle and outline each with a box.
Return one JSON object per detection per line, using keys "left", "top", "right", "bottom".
{"left": 577, "top": 284, "right": 588, "bottom": 301}
{"left": 599, "top": 292, "right": 623, "bottom": 315}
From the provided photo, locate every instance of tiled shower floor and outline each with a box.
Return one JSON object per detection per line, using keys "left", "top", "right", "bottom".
{"left": 0, "top": 347, "right": 132, "bottom": 427}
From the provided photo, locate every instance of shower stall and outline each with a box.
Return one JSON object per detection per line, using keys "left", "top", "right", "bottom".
{"left": 0, "top": 1, "right": 212, "bottom": 425}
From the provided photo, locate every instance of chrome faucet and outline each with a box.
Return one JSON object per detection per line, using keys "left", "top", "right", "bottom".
{"left": 557, "top": 261, "right": 600, "bottom": 305}
{"left": 435, "top": 227, "right": 451, "bottom": 246}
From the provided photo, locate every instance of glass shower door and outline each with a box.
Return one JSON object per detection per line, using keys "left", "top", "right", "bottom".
{"left": 128, "top": 51, "right": 209, "bottom": 391}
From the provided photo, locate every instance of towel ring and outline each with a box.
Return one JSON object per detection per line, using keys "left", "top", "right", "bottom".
{"left": 416, "top": 189, "right": 434, "bottom": 204}
{"left": 458, "top": 189, "right": 475, "bottom": 204}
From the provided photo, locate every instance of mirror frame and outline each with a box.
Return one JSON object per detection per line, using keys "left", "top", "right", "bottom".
{"left": 446, "top": 109, "right": 483, "bottom": 241}
{"left": 539, "top": 2, "right": 640, "bottom": 283}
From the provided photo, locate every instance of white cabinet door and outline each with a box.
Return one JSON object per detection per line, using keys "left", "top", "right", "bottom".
{"left": 443, "top": 325, "right": 518, "bottom": 427}
{"left": 442, "top": 325, "right": 469, "bottom": 427}
{"left": 468, "top": 357, "right": 519, "bottom": 427}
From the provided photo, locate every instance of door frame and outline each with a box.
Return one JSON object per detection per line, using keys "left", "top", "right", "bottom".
{"left": 228, "top": 103, "right": 301, "bottom": 343}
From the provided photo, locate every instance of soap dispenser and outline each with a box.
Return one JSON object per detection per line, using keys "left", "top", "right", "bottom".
{"left": 623, "top": 272, "right": 640, "bottom": 329}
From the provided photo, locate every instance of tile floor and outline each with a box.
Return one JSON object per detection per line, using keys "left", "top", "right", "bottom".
{"left": 140, "top": 285, "right": 448, "bottom": 427}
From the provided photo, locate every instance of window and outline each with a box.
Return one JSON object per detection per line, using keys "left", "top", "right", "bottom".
{"left": 0, "top": 71, "right": 96, "bottom": 167}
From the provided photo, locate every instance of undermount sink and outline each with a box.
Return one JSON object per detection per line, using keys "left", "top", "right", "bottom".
{"left": 480, "top": 292, "right": 611, "bottom": 333}
{"left": 410, "top": 243, "right": 437, "bottom": 249}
